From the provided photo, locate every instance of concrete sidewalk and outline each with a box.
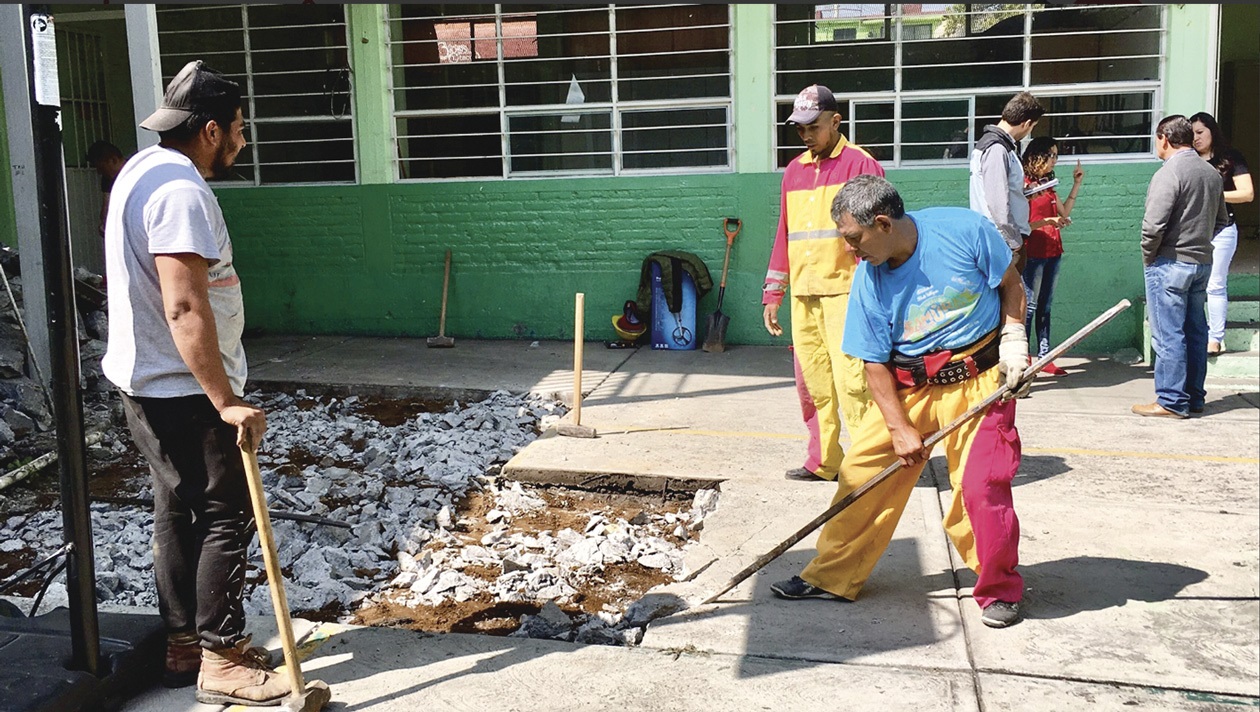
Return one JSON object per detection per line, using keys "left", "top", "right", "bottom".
{"left": 120, "top": 335, "right": 1258, "bottom": 711}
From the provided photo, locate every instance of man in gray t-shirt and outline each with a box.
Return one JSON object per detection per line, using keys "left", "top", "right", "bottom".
{"left": 103, "top": 60, "right": 289, "bottom": 706}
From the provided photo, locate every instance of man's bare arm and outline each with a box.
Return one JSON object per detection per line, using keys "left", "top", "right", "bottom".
{"left": 155, "top": 253, "right": 264, "bottom": 446}
{"left": 997, "top": 259, "right": 1027, "bottom": 327}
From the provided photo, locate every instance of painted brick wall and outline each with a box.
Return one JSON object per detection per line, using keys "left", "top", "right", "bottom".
{"left": 218, "top": 162, "right": 1157, "bottom": 353}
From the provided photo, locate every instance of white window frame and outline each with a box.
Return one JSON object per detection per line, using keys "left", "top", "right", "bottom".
{"left": 155, "top": 4, "right": 359, "bottom": 187}
{"left": 772, "top": 3, "right": 1166, "bottom": 169}
{"left": 388, "top": 3, "right": 734, "bottom": 183}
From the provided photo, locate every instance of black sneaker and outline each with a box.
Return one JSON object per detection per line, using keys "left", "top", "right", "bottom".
{"left": 771, "top": 576, "right": 846, "bottom": 600}
{"left": 980, "top": 601, "right": 1022, "bottom": 628}
{"left": 784, "top": 468, "right": 828, "bottom": 482}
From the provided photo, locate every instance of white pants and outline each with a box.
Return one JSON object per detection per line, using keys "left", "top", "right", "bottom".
{"left": 1207, "top": 222, "right": 1239, "bottom": 343}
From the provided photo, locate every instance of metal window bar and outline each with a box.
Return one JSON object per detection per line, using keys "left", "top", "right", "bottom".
{"left": 390, "top": 3, "right": 731, "bottom": 181}
{"left": 59, "top": 29, "right": 112, "bottom": 167}
{"left": 155, "top": 4, "right": 355, "bottom": 186}
{"left": 772, "top": 3, "right": 1165, "bottom": 168}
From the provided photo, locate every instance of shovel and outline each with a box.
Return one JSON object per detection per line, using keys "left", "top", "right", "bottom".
{"left": 702, "top": 217, "right": 741, "bottom": 353}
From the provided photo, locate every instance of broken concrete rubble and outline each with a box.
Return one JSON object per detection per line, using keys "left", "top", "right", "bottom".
{"left": 3, "top": 387, "right": 720, "bottom": 647}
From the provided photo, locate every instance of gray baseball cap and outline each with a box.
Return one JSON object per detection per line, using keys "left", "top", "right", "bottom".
{"left": 140, "top": 60, "right": 241, "bottom": 132}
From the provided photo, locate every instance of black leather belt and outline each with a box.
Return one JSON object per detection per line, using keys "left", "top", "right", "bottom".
{"left": 891, "top": 329, "right": 1000, "bottom": 389}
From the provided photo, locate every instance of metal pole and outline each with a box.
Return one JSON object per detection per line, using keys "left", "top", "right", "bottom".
{"left": 21, "top": 3, "right": 101, "bottom": 676}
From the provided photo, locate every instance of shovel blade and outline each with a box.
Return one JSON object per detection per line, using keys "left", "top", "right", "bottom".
{"left": 702, "top": 311, "right": 730, "bottom": 353}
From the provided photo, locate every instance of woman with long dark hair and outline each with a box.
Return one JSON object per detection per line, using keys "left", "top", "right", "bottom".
{"left": 1020, "top": 136, "right": 1084, "bottom": 375}
{"left": 1189, "top": 112, "right": 1254, "bottom": 355}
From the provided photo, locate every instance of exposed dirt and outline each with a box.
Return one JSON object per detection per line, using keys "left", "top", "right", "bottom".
{"left": 352, "top": 592, "right": 544, "bottom": 636}
{"left": 343, "top": 484, "right": 687, "bottom": 636}
{"left": 350, "top": 397, "right": 452, "bottom": 428}
{"left": 0, "top": 549, "right": 39, "bottom": 596}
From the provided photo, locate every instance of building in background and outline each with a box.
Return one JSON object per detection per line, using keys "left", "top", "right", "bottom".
{"left": 1, "top": 3, "right": 1255, "bottom": 353}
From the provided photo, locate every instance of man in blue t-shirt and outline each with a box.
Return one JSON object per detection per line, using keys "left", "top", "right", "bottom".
{"left": 771, "top": 175, "right": 1033, "bottom": 629}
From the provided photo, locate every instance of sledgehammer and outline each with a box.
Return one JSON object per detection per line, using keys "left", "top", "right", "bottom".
{"left": 241, "top": 439, "right": 332, "bottom": 712}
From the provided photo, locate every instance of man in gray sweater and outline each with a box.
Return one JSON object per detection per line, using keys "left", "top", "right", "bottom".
{"left": 1134, "top": 115, "right": 1229, "bottom": 419}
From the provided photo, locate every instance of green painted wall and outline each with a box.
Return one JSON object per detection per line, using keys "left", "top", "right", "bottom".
{"left": 218, "top": 160, "right": 1157, "bottom": 354}
{"left": 1164, "top": 3, "right": 1218, "bottom": 117}
{"left": 347, "top": 4, "right": 393, "bottom": 185}
{"left": 732, "top": 4, "right": 774, "bottom": 174}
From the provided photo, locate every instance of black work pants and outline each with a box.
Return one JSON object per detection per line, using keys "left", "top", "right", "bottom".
{"left": 121, "top": 392, "right": 251, "bottom": 650}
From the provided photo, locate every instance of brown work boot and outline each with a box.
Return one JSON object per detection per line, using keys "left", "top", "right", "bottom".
{"left": 168, "top": 632, "right": 278, "bottom": 688}
{"left": 164, "top": 631, "right": 200, "bottom": 688}
{"left": 195, "top": 637, "right": 290, "bottom": 706}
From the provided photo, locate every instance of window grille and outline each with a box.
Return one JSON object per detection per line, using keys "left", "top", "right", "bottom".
{"left": 774, "top": 3, "right": 1164, "bottom": 168}
{"left": 57, "top": 28, "right": 112, "bottom": 169}
{"left": 388, "top": 4, "right": 732, "bottom": 181}
{"left": 155, "top": 4, "right": 356, "bottom": 185}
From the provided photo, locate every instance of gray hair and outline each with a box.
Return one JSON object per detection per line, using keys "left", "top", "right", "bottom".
{"left": 831, "top": 174, "right": 905, "bottom": 226}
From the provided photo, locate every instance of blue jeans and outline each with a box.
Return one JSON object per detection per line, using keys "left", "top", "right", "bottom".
{"left": 1144, "top": 257, "right": 1210, "bottom": 415}
{"left": 1022, "top": 256, "right": 1061, "bottom": 358}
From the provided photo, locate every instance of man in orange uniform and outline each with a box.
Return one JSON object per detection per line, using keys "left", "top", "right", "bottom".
{"left": 764, "top": 85, "right": 883, "bottom": 482}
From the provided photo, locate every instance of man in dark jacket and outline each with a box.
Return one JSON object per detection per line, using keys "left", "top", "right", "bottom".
{"left": 970, "top": 92, "right": 1044, "bottom": 274}
{"left": 1133, "top": 115, "right": 1229, "bottom": 419}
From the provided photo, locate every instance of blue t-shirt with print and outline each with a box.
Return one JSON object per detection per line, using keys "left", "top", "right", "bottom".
{"left": 843, "top": 207, "right": 1011, "bottom": 362}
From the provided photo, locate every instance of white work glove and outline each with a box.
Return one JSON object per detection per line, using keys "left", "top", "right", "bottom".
{"left": 998, "top": 324, "right": 1032, "bottom": 400}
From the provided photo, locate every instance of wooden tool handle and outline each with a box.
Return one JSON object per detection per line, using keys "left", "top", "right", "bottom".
{"left": 719, "top": 218, "right": 740, "bottom": 289}
{"left": 438, "top": 250, "right": 451, "bottom": 337}
{"left": 573, "top": 293, "right": 585, "bottom": 426}
{"left": 240, "top": 443, "right": 306, "bottom": 697}
{"left": 699, "top": 299, "right": 1133, "bottom": 606}
{"left": 718, "top": 238, "right": 733, "bottom": 290}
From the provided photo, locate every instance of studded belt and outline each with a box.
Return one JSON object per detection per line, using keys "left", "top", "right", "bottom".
{"left": 891, "top": 329, "right": 1000, "bottom": 389}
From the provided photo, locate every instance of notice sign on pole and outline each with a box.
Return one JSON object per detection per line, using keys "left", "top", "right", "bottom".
{"left": 30, "top": 12, "right": 60, "bottom": 108}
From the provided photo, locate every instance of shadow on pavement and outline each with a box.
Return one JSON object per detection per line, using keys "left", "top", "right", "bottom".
{"left": 957, "top": 555, "right": 1210, "bottom": 621}
{"left": 1024, "top": 357, "right": 1151, "bottom": 395}
{"left": 923, "top": 454, "right": 1072, "bottom": 493}
{"left": 1197, "top": 391, "right": 1260, "bottom": 416}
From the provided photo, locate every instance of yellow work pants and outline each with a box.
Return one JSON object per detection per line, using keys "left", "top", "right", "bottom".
{"left": 799, "top": 367, "right": 1024, "bottom": 607}
{"left": 790, "top": 294, "right": 872, "bottom": 480}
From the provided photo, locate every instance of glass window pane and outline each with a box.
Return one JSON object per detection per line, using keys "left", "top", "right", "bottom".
{"left": 616, "top": 4, "right": 730, "bottom": 102}
{"left": 901, "top": 99, "right": 969, "bottom": 161}
{"left": 622, "top": 107, "right": 729, "bottom": 170}
{"left": 972, "top": 93, "right": 1010, "bottom": 141}
{"left": 775, "top": 4, "right": 894, "bottom": 94}
{"left": 508, "top": 112, "right": 612, "bottom": 174}
{"left": 851, "top": 101, "right": 894, "bottom": 163}
{"left": 1031, "top": 4, "right": 1161, "bottom": 84}
{"left": 775, "top": 101, "right": 803, "bottom": 168}
{"left": 157, "top": 3, "right": 354, "bottom": 185}
{"left": 1036, "top": 93, "right": 1153, "bottom": 156}
{"left": 504, "top": 6, "right": 610, "bottom": 107}
{"left": 390, "top": 4, "right": 500, "bottom": 112}
{"left": 397, "top": 114, "right": 502, "bottom": 179}
{"left": 254, "top": 121, "right": 355, "bottom": 184}
{"left": 901, "top": 4, "right": 1025, "bottom": 91}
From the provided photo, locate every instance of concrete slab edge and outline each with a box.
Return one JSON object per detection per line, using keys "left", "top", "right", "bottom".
{"left": 500, "top": 466, "right": 721, "bottom": 499}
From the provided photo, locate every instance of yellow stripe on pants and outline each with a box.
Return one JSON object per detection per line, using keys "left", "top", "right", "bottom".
{"left": 790, "top": 293, "right": 872, "bottom": 480}
{"left": 800, "top": 368, "right": 1008, "bottom": 601}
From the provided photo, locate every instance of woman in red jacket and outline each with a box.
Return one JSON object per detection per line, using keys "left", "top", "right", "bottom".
{"left": 1021, "top": 137, "right": 1084, "bottom": 376}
